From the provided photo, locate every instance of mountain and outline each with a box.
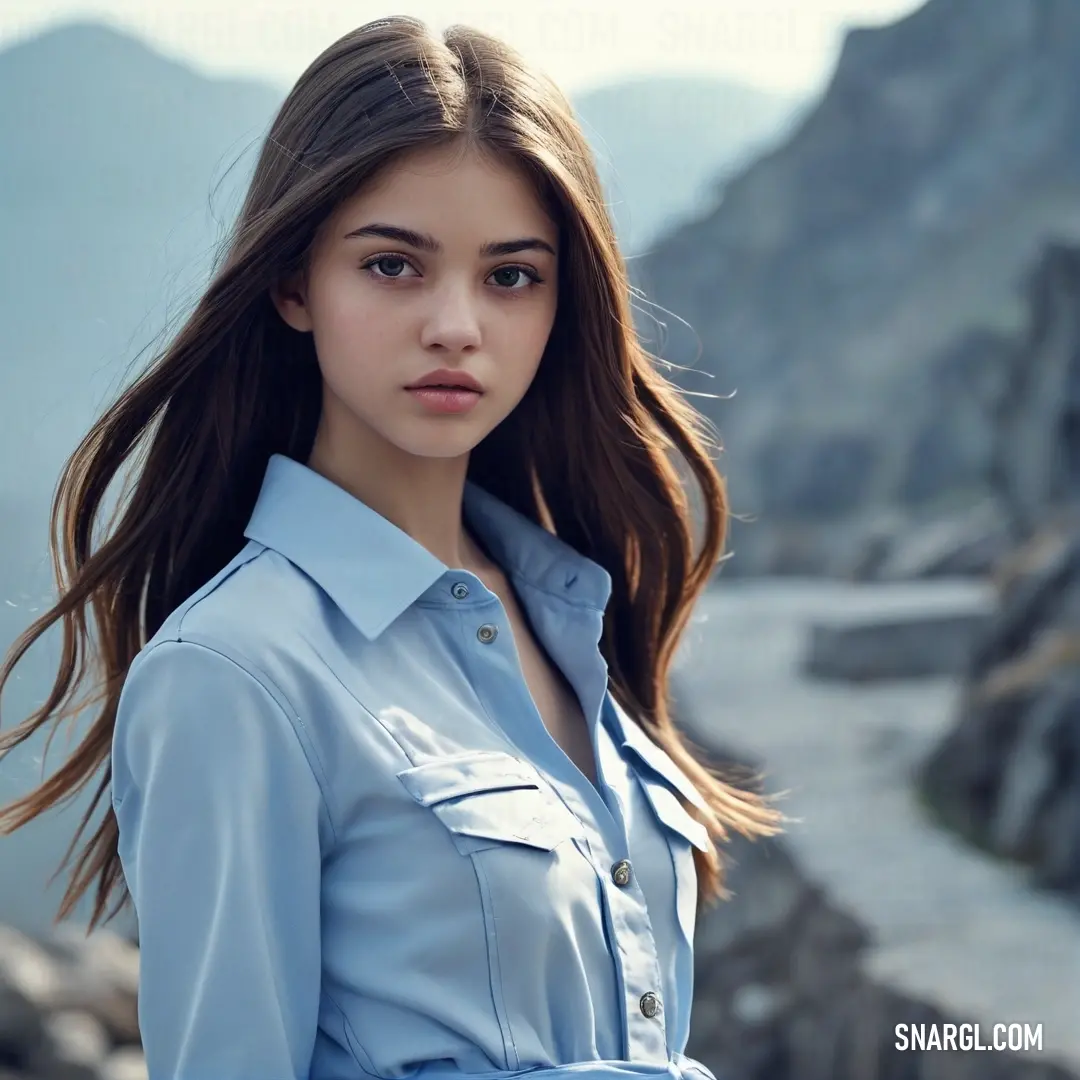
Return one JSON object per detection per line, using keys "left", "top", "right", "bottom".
{"left": 0, "top": 20, "right": 797, "bottom": 934}
{"left": 573, "top": 76, "right": 802, "bottom": 253}
{"left": 634, "top": 0, "right": 1080, "bottom": 575}
{"left": 918, "top": 241, "right": 1080, "bottom": 900}
{"left": 0, "top": 22, "right": 277, "bottom": 507}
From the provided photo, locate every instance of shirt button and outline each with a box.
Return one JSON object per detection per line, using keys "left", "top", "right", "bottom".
{"left": 451, "top": 582, "right": 470, "bottom": 600}
{"left": 611, "top": 860, "right": 632, "bottom": 887}
{"left": 477, "top": 623, "right": 499, "bottom": 644}
{"left": 639, "top": 992, "right": 661, "bottom": 1019}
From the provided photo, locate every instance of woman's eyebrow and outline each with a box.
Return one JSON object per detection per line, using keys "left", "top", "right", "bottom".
{"left": 342, "top": 222, "right": 556, "bottom": 258}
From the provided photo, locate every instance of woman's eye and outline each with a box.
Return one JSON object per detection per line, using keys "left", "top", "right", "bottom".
{"left": 364, "top": 256, "right": 415, "bottom": 278}
{"left": 489, "top": 266, "right": 539, "bottom": 290}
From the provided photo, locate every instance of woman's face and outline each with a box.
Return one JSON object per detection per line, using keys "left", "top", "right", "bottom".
{"left": 271, "top": 142, "right": 560, "bottom": 466}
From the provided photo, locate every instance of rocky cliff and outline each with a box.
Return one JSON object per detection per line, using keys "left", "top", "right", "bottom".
{"left": 991, "top": 244, "right": 1080, "bottom": 537}
{"left": 634, "top": 0, "right": 1080, "bottom": 575}
{"left": 919, "top": 524, "right": 1080, "bottom": 896}
{"left": 919, "top": 236, "right": 1080, "bottom": 895}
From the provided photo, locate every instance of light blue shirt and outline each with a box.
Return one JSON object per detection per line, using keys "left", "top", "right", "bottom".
{"left": 111, "top": 453, "right": 718, "bottom": 1080}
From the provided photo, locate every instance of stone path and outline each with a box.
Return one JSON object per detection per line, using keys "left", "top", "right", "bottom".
{"left": 674, "top": 578, "right": 1080, "bottom": 1067}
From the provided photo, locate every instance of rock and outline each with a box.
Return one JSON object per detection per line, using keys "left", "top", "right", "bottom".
{"left": 675, "top": 593, "right": 1080, "bottom": 1071}
{"left": 919, "top": 527, "right": 1080, "bottom": 895}
{"left": 858, "top": 234, "right": 1080, "bottom": 586}
{"left": 46, "top": 927, "right": 141, "bottom": 1044}
{"left": 991, "top": 520, "right": 1075, "bottom": 596}
{"left": 837, "top": 509, "right": 910, "bottom": 581}
{"left": 634, "top": 0, "right": 1080, "bottom": 577}
{"left": 29, "top": 1010, "right": 110, "bottom": 1080}
{"left": 687, "top": 830, "right": 866, "bottom": 1079}
{"left": 802, "top": 608, "right": 993, "bottom": 681}
{"left": 0, "top": 925, "right": 55, "bottom": 1067}
{"left": 688, "top": 830, "right": 1076, "bottom": 1080}
{"left": 0, "top": 924, "right": 144, "bottom": 1080}
{"left": 897, "top": 329, "right": 1016, "bottom": 508}
{"left": 100, "top": 1047, "right": 149, "bottom": 1080}
{"left": 992, "top": 244, "right": 1080, "bottom": 537}
{"left": 988, "top": 676, "right": 1070, "bottom": 856}
{"left": 868, "top": 501, "right": 1017, "bottom": 581}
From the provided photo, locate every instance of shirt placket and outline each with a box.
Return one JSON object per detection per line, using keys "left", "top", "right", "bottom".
{"left": 591, "top": 725, "right": 670, "bottom": 1063}
{"left": 456, "top": 576, "right": 670, "bottom": 1065}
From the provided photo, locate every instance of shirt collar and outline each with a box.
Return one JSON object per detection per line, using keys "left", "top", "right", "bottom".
{"left": 243, "top": 453, "right": 612, "bottom": 640}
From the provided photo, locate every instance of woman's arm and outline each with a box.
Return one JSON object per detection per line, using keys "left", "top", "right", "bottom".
{"left": 112, "top": 637, "right": 326, "bottom": 1080}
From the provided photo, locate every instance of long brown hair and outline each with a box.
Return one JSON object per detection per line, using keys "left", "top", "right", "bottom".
{"left": 0, "top": 15, "right": 782, "bottom": 931}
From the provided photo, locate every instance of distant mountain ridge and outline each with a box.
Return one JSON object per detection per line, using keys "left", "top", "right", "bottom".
{"left": 574, "top": 75, "right": 802, "bottom": 252}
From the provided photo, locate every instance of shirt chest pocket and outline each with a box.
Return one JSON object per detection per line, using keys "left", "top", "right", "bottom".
{"left": 395, "top": 750, "right": 594, "bottom": 1069}
{"left": 396, "top": 750, "right": 581, "bottom": 855}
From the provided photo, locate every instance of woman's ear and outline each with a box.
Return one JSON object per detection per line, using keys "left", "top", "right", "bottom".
{"left": 269, "top": 272, "right": 315, "bottom": 333}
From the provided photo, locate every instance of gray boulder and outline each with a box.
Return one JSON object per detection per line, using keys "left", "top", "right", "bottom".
{"left": 919, "top": 525, "right": 1080, "bottom": 894}
{"left": 992, "top": 244, "right": 1080, "bottom": 537}
{"left": 688, "top": 787, "right": 1075, "bottom": 1079}
{"left": 668, "top": 720, "right": 1074, "bottom": 1079}
{"left": 0, "top": 925, "right": 144, "bottom": 1080}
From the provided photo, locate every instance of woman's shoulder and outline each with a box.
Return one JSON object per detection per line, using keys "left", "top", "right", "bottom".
{"left": 135, "top": 540, "right": 327, "bottom": 689}
{"left": 110, "top": 545, "right": 336, "bottom": 832}
{"left": 113, "top": 540, "right": 371, "bottom": 823}
{"left": 116, "top": 542, "right": 335, "bottom": 773}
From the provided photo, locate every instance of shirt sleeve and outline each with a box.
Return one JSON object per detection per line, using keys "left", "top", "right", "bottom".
{"left": 111, "top": 637, "right": 327, "bottom": 1080}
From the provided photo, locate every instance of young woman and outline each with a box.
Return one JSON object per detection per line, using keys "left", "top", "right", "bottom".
{"left": 0, "top": 15, "right": 781, "bottom": 1080}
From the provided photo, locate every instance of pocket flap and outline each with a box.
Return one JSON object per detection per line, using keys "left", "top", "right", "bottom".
{"left": 431, "top": 786, "right": 575, "bottom": 851}
{"left": 397, "top": 751, "right": 542, "bottom": 807}
{"left": 397, "top": 751, "right": 579, "bottom": 852}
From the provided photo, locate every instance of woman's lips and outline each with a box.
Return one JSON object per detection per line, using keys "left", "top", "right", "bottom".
{"left": 405, "top": 386, "right": 482, "bottom": 414}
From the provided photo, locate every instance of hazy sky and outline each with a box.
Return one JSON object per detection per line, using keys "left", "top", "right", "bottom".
{"left": 1, "top": 0, "right": 924, "bottom": 97}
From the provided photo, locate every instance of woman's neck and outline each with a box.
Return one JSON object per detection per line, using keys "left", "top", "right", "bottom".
{"left": 306, "top": 427, "right": 494, "bottom": 573}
